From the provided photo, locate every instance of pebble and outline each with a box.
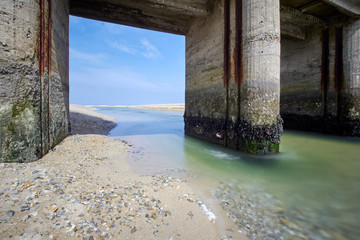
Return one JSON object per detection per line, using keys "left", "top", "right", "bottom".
{"left": 23, "top": 215, "right": 30, "bottom": 221}
{"left": 0, "top": 135, "right": 215, "bottom": 240}
{"left": 215, "top": 182, "right": 347, "bottom": 240}
{"left": 6, "top": 210, "right": 15, "bottom": 217}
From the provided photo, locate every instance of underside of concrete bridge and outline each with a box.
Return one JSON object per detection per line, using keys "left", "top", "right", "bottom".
{"left": 1, "top": 0, "right": 359, "bottom": 162}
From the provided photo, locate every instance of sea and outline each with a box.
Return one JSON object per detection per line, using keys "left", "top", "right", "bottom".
{"left": 96, "top": 106, "right": 360, "bottom": 240}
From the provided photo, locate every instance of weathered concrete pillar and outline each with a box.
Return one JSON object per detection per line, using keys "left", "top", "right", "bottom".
{"left": 280, "top": 13, "right": 360, "bottom": 137}
{"left": 185, "top": 0, "right": 282, "bottom": 154}
{"left": 342, "top": 18, "right": 360, "bottom": 135}
{"left": 0, "top": 0, "right": 69, "bottom": 162}
{"left": 239, "top": 0, "right": 282, "bottom": 153}
{"left": 184, "top": 0, "right": 228, "bottom": 147}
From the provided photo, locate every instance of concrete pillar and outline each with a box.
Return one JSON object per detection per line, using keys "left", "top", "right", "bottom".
{"left": 239, "top": 0, "right": 282, "bottom": 153}
{"left": 185, "top": 0, "right": 282, "bottom": 154}
{"left": 279, "top": 14, "right": 359, "bottom": 137}
{"left": 0, "top": 0, "right": 69, "bottom": 162}
{"left": 280, "top": 27, "right": 324, "bottom": 133}
{"left": 342, "top": 18, "right": 360, "bottom": 135}
{"left": 184, "top": 0, "right": 228, "bottom": 147}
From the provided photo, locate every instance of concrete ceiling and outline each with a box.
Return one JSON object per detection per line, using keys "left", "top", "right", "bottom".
{"left": 280, "top": 0, "right": 360, "bottom": 40}
{"left": 69, "top": 0, "right": 360, "bottom": 37}
{"left": 70, "top": 0, "right": 209, "bottom": 35}
{"left": 280, "top": 0, "right": 360, "bottom": 18}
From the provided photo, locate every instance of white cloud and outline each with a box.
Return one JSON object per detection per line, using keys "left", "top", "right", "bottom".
{"left": 140, "top": 39, "right": 161, "bottom": 59}
{"left": 103, "top": 23, "right": 124, "bottom": 35}
{"left": 70, "top": 66, "right": 184, "bottom": 105}
{"left": 71, "top": 66, "right": 158, "bottom": 90}
{"left": 108, "top": 38, "right": 161, "bottom": 59}
{"left": 69, "top": 48, "right": 105, "bottom": 64}
{"left": 108, "top": 41, "right": 137, "bottom": 55}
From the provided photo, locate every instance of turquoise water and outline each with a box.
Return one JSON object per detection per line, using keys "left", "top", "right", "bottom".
{"left": 97, "top": 107, "right": 360, "bottom": 239}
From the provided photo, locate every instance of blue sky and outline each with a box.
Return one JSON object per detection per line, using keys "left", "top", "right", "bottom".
{"left": 69, "top": 16, "right": 185, "bottom": 105}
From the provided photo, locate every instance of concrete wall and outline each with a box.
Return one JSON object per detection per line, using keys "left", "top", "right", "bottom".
{"left": 0, "top": 0, "right": 69, "bottom": 162}
{"left": 49, "top": 0, "right": 70, "bottom": 147}
{"left": 281, "top": 27, "right": 324, "bottom": 131}
{"left": 185, "top": 0, "right": 282, "bottom": 154}
{"left": 342, "top": 18, "right": 360, "bottom": 135}
{"left": 280, "top": 16, "right": 360, "bottom": 136}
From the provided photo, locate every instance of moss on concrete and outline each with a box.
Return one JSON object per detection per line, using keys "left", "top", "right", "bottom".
{"left": 184, "top": 115, "right": 283, "bottom": 154}
{"left": 11, "top": 99, "right": 32, "bottom": 118}
{"left": 1, "top": 97, "right": 41, "bottom": 162}
{"left": 244, "top": 140, "right": 280, "bottom": 154}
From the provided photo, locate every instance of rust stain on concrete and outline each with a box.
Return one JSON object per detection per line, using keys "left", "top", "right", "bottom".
{"left": 321, "top": 28, "right": 329, "bottom": 93}
{"left": 47, "top": 0, "right": 52, "bottom": 147}
{"left": 39, "top": 0, "right": 45, "bottom": 155}
{"left": 334, "top": 27, "right": 344, "bottom": 93}
{"left": 39, "top": 0, "right": 45, "bottom": 78}
{"left": 234, "top": 0, "right": 243, "bottom": 86}
{"left": 47, "top": 0, "right": 52, "bottom": 75}
{"left": 223, "top": 0, "right": 230, "bottom": 87}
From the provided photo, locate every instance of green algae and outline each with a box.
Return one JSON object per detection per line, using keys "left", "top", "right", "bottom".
{"left": 244, "top": 140, "right": 279, "bottom": 154}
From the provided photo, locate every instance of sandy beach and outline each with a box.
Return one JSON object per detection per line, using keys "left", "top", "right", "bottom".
{"left": 113, "top": 103, "right": 185, "bottom": 112}
{"left": 0, "top": 104, "right": 233, "bottom": 240}
{"left": 70, "top": 104, "right": 117, "bottom": 135}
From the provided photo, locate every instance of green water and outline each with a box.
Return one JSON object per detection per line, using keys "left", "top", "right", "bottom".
{"left": 98, "top": 107, "right": 360, "bottom": 239}
{"left": 185, "top": 132, "right": 360, "bottom": 238}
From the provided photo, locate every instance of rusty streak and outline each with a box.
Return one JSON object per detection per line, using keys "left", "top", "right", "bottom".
{"left": 321, "top": 29, "right": 329, "bottom": 93}
{"left": 334, "top": 27, "right": 344, "bottom": 93}
{"left": 39, "top": 0, "right": 45, "bottom": 78}
{"left": 335, "top": 27, "right": 344, "bottom": 127}
{"left": 235, "top": 0, "right": 242, "bottom": 149}
{"left": 47, "top": 0, "right": 52, "bottom": 148}
{"left": 47, "top": 0, "right": 51, "bottom": 76}
{"left": 39, "top": 0, "right": 45, "bottom": 155}
{"left": 234, "top": 0, "right": 243, "bottom": 86}
{"left": 223, "top": 0, "right": 230, "bottom": 147}
{"left": 321, "top": 28, "right": 329, "bottom": 130}
{"left": 223, "top": 0, "right": 230, "bottom": 87}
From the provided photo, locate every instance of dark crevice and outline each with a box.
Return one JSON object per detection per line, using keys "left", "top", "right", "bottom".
{"left": 321, "top": 28, "right": 329, "bottom": 132}
{"left": 235, "top": 0, "right": 243, "bottom": 150}
{"left": 335, "top": 27, "right": 344, "bottom": 132}
{"left": 223, "top": 0, "right": 230, "bottom": 147}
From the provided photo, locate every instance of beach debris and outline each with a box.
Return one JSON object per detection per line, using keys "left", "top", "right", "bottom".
{"left": 200, "top": 204, "right": 216, "bottom": 223}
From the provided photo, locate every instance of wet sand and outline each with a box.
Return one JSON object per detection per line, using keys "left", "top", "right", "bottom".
{"left": 0, "top": 104, "right": 233, "bottom": 240}
{"left": 70, "top": 104, "right": 117, "bottom": 135}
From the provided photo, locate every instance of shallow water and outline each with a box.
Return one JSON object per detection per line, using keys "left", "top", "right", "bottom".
{"left": 97, "top": 107, "right": 360, "bottom": 239}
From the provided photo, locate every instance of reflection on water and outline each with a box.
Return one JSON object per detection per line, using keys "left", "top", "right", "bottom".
{"left": 97, "top": 107, "right": 360, "bottom": 239}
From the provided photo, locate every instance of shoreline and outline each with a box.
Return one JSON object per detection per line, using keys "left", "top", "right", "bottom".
{"left": 0, "top": 104, "right": 236, "bottom": 240}
{"left": 91, "top": 103, "right": 185, "bottom": 112}
{"left": 70, "top": 104, "right": 117, "bottom": 135}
